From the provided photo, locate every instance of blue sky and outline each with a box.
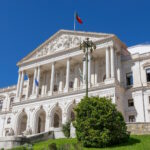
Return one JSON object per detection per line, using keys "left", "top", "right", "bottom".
{"left": 0, "top": 0, "right": 150, "bottom": 88}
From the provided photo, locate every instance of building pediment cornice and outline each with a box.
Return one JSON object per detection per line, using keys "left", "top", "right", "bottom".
{"left": 17, "top": 30, "right": 127, "bottom": 67}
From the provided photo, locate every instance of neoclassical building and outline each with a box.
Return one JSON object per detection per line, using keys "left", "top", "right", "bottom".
{"left": 0, "top": 30, "right": 150, "bottom": 139}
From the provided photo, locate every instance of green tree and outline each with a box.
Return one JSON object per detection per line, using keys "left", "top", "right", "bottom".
{"left": 74, "top": 96, "right": 129, "bottom": 148}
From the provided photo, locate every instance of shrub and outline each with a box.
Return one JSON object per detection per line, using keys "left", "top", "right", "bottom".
{"left": 74, "top": 96, "right": 129, "bottom": 148}
{"left": 62, "top": 121, "right": 71, "bottom": 138}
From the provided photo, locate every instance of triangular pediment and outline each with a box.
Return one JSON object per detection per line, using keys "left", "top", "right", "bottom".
{"left": 18, "top": 30, "right": 114, "bottom": 65}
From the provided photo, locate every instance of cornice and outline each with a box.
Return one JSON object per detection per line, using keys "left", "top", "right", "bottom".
{"left": 18, "top": 30, "right": 115, "bottom": 65}
{"left": 13, "top": 83, "right": 116, "bottom": 107}
{"left": 0, "top": 85, "right": 16, "bottom": 94}
{"left": 18, "top": 36, "right": 115, "bottom": 68}
{"left": 125, "top": 84, "right": 150, "bottom": 92}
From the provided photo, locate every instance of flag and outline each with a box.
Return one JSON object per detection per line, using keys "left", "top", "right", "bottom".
{"left": 35, "top": 79, "right": 39, "bottom": 87}
{"left": 76, "top": 12, "right": 83, "bottom": 24}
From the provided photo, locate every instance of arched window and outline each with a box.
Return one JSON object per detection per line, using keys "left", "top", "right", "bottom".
{"left": 10, "top": 97, "right": 14, "bottom": 108}
{"left": 54, "top": 113, "right": 60, "bottom": 128}
{"left": 69, "top": 81, "right": 74, "bottom": 89}
{"left": 71, "top": 111, "right": 75, "bottom": 122}
{"left": 7, "top": 117, "right": 11, "bottom": 124}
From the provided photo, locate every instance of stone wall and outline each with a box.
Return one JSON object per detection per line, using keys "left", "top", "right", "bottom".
{"left": 0, "top": 131, "right": 54, "bottom": 149}
{"left": 127, "top": 123, "right": 150, "bottom": 135}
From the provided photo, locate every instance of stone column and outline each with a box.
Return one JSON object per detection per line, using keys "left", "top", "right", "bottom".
{"left": 73, "top": 65, "right": 78, "bottom": 90}
{"left": 49, "top": 62, "right": 55, "bottom": 95}
{"left": 88, "top": 52, "right": 91, "bottom": 87}
{"left": 91, "top": 59, "right": 95, "bottom": 85}
{"left": 25, "top": 74, "right": 30, "bottom": 100}
{"left": 110, "top": 47, "right": 115, "bottom": 78}
{"left": 83, "top": 55, "right": 86, "bottom": 87}
{"left": 45, "top": 72, "right": 49, "bottom": 94}
{"left": 19, "top": 71, "right": 25, "bottom": 99}
{"left": 95, "top": 59, "right": 99, "bottom": 84}
{"left": 64, "top": 58, "right": 70, "bottom": 92}
{"left": 36, "top": 66, "right": 41, "bottom": 97}
{"left": 32, "top": 67, "right": 38, "bottom": 96}
{"left": 16, "top": 71, "right": 21, "bottom": 98}
{"left": 106, "top": 47, "right": 110, "bottom": 79}
{"left": 41, "top": 72, "right": 46, "bottom": 96}
{"left": 59, "top": 69, "right": 63, "bottom": 93}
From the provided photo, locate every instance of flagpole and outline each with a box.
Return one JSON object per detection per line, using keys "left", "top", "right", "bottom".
{"left": 74, "top": 11, "right": 76, "bottom": 31}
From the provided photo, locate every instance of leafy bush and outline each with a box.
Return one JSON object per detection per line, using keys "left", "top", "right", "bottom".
{"left": 62, "top": 121, "right": 71, "bottom": 138}
{"left": 74, "top": 96, "right": 129, "bottom": 148}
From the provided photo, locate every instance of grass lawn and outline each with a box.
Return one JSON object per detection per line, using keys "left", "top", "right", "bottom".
{"left": 33, "top": 135, "right": 150, "bottom": 150}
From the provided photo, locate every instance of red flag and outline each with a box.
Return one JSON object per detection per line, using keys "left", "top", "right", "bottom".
{"left": 76, "top": 13, "right": 83, "bottom": 24}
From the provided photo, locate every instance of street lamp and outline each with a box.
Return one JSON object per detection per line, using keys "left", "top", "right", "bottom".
{"left": 80, "top": 38, "right": 96, "bottom": 97}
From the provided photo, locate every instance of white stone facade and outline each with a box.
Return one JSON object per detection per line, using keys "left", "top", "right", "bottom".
{"left": 0, "top": 30, "right": 150, "bottom": 139}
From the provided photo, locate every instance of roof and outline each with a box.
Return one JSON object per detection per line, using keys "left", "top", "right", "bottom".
{"left": 128, "top": 43, "right": 150, "bottom": 54}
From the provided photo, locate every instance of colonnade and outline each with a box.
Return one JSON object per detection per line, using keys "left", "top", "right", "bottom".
{"left": 16, "top": 46, "right": 117, "bottom": 101}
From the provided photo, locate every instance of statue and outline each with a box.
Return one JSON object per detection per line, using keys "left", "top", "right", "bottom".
{"left": 22, "top": 126, "right": 32, "bottom": 136}
{"left": 6, "top": 128, "right": 14, "bottom": 136}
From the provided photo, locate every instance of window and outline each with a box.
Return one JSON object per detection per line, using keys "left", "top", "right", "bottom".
{"left": 10, "top": 97, "right": 14, "bottom": 107}
{"left": 146, "top": 68, "right": 150, "bottom": 82}
{"left": 126, "top": 72, "right": 133, "bottom": 86}
{"left": 0, "top": 100, "right": 3, "bottom": 111}
{"left": 69, "top": 81, "right": 74, "bottom": 89}
{"left": 129, "top": 115, "right": 135, "bottom": 122}
{"left": 7, "top": 117, "right": 11, "bottom": 124}
{"left": 128, "top": 99, "right": 134, "bottom": 107}
{"left": 103, "top": 75, "right": 106, "bottom": 82}
{"left": 54, "top": 85, "right": 58, "bottom": 92}
{"left": 21, "top": 95, "right": 25, "bottom": 99}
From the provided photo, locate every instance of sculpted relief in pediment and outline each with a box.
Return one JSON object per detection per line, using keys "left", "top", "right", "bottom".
{"left": 34, "top": 34, "right": 99, "bottom": 59}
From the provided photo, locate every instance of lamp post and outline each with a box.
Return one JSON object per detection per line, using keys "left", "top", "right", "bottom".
{"left": 80, "top": 38, "right": 96, "bottom": 97}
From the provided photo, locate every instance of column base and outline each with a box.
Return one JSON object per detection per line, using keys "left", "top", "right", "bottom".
{"left": 15, "top": 97, "right": 20, "bottom": 103}
{"left": 30, "top": 95, "right": 37, "bottom": 99}
{"left": 64, "top": 87, "right": 69, "bottom": 93}
{"left": 48, "top": 91, "right": 53, "bottom": 96}
{"left": 105, "top": 78, "right": 115, "bottom": 84}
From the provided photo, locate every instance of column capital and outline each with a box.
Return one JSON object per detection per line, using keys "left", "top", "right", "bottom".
{"left": 52, "top": 62, "right": 56, "bottom": 65}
